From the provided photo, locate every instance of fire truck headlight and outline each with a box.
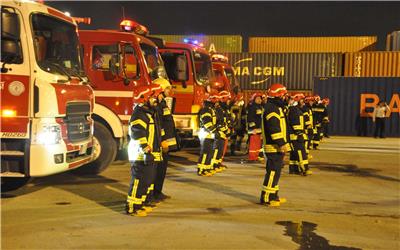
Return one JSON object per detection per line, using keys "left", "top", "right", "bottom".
{"left": 36, "top": 124, "right": 62, "bottom": 145}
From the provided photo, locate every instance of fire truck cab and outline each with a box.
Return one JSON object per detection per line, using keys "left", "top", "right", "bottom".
{"left": 1, "top": 1, "right": 94, "bottom": 191}
{"left": 78, "top": 21, "right": 169, "bottom": 173}
{"left": 211, "top": 54, "right": 240, "bottom": 98}
{"left": 156, "top": 40, "right": 212, "bottom": 141}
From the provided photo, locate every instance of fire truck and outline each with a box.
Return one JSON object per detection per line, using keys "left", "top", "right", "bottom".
{"left": 77, "top": 20, "right": 169, "bottom": 173}
{"left": 1, "top": 1, "right": 94, "bottom": 191}
{"left": 211, "top": 53, "right": 240, "bottom": 98}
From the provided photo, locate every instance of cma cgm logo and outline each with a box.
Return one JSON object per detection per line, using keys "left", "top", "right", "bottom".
{"left": 360, "top": 93, "right": 400, "bottom": 117}
{"left": 232, "top": 58, "right": 285, "bottom": 85}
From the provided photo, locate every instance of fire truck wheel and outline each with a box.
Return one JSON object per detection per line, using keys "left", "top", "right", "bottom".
{"left": 75, "top": 122, "right": 117, "bottom": 175}
{"left": 1, "top": 177, "right": 30, "bottom": 192}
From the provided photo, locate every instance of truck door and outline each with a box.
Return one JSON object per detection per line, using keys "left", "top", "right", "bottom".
{"left": 1, "top": 6, "right": 31, "bottom": 139}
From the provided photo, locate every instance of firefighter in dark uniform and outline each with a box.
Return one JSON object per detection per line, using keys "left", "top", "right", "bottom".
{"left": 197, "top": 90, "right": 219, "bottom": 176}
{"left": 288, "top": 94, "right": 311, "bottom": 175}
{"left": 216, "top": 90, "right": 233, "bottom": 168}
{"left": 321, "top": 98, "right": 330, "bottom": 138}
{"left": 260, "top": 83, "right": 290, "bottom": 207}
{"left": 247, "top": 93, "right": 264, "bottom": 162}
{"left": 230, "top": 93, "right": 246, "bottom": 155}
{"left": 126, "top": 84, "right": 163, "bottom": 217}
{"left": 152, "top": 78, "right": 178, "bottom": 202}
{"left": 304, "top": 96, "right": 315, "bottom": 151}
{"left": 312, "top": 95, "right": 324, "bottom": 149}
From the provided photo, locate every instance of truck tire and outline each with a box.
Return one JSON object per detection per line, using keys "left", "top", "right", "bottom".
{"left": 1, "top": 177, "right": 30, "bottom": 192}
{"left": 75, "top": 122, "right": 117, "bottom": 175}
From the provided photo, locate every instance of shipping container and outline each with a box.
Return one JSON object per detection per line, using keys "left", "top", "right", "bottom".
{"left": 152, "top": 35, "right": 242, "bottom": 53}
{"left": 344, "top": 52, "right": 400, "bottom": 77}
{"left": 313, "top": 77, "right": 400, "bottom": 137}
{"left": 386, "top": 31, "right": 400, "bottom": 51}
{"left": 249, "top": 36, "right": 377, "bottom": 53}
{"left": 224, "top": 53, "right": 343, "bottom": 90}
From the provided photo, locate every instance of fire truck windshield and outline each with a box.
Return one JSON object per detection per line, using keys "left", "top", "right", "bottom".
{"left": 31, "top": 14, "right": 84, "bottom": 79}
{"left": 193, "top": 51, "right": 212, "bottom": 85}
{"left": 140, "top": 42, "right": 168, "bottom": 81}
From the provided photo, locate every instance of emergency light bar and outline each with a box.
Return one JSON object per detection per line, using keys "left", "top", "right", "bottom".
{"left": 183, "top": 38, "right": 204, "bottom": 47}
{"left": 120, "top": 19, "right": 149, "bottom": 36}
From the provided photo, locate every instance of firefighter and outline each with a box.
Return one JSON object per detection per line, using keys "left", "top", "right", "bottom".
{"left": 304, "top": 96, "right": 315, "bottom": 151}
{"left": 288, "top": 94, "right": 311, "bottom": 175}
{"left": 260, "top": 83, "right": 290, "bottom": 207}
{"left": 230, "top": 93, "right": 246, "bottom": 155}
{"left": 197, "top": 90, "right": 219, "bottom": 176}
{"left": 299, "top": 94, "right": 312, "bottom": 159}
{"left": 152, "top": 78, "right": 178, "bottom": 202}
{"left": 217, "top": 90, "right": 233, "bottom": 167}
{"left": 312, "top": 95, "right": 324, "bottom": 149}
{"left": 126, "top": 84, "right": 163, "bottom": 217}
{"left": 247, "top": 93, "right": 264, "bottom": 162}
{"left": 321, "top": 98, "right": 330, "bottom": 138}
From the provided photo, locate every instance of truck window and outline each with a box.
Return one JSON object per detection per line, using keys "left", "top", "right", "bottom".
{"left": 160, "top": 52, "right": 189, "bottom": 83}
{"left": 122, "top": 43, "right": 139, "bottom": 79}
{"left": 1, "top": 7, "right": 23, "bottom": 64}
{"left": 31, "top": 13, "right": 83, "bottom": 78}
{"left": 92, "top": 44, "right": 118, "bottom": 70}
{"left": 140, "top": 42, "right": 167, "bottom": 80}
{"left": 193, "top": 52, "right": 212, "bottom": 85}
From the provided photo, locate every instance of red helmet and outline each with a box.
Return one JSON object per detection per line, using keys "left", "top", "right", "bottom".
{"left": 206, "top": 89, "right": 220, "bottom": 103}
{"left": 293, "top": 93, "right": 305, "bottom": 102}
{"left": 250, "top": 92, "right": 263, "bottom": 102}
{"left": 268, "top": 83, "right": 287, "bottom": 97}
{"left": 133, "top": 85, "right": 152, "bottom": 104}
{"left": 219, "top": 90, "right": 231, "bottom": 102}
{"left": 322, "top": 98, "right": 330, "bottom": 104}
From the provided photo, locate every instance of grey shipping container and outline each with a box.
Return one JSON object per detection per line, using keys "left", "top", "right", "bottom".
{"left": 313, "top": 77, "right": 400, "bottom": 137}
{"left": 224, "top": 53, "right": 343, "bottom": 90}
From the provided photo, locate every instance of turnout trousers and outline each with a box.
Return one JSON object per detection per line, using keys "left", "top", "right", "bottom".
{"left": 248, "top": 133, "right": 262, "bottom": 161}
{"left": 126, "top": 161, "right": 157, "bottom": 213}
{"left": 212, "top": 137, "right": 226, "bottom": 168}
{"left": 260, "top": 152, "right": 284, "bottom": 203}
{"left": 198, "top": 138, "right": 214, "bottom": 174}
{"left": 289, "top": 140, "right": 309, "bottom": 174}
{"left": 312, "top": 125, "right": 322, "bottom": 148}
{"left": 154, "top": 153, "right": 168, "bottom": 196}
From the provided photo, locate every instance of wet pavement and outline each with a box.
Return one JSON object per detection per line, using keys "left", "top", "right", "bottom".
{"left": 2, "top": 136, "right": 399, "bottom": 249}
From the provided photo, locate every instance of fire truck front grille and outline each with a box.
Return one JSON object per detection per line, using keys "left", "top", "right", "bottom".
{"left": 65, "top": 102, "right": 91, "bottom": 143}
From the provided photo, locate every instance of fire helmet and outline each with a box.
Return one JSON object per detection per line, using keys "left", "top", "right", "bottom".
{"left": 268, "top": 83, "right": 287, "bottom": 97}
{"left": 133, "top": 85, "right": 152, "bottom": 104}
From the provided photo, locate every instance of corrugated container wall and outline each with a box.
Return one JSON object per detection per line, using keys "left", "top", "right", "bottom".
{"left": 344, "top": 52, "right": 400, "bottom": 77}
{"left": 249, "top": 36, "right": 377, "bottom": 53}
{"left": 224, "top": 53, "right": 343, "bottom": 90}
{"left": 152, "top": 35, "right": 242, "bottom": 53}
{"left": 386, "top": 31, "right": 400, "bottom": 51}
{"left": 313, "top": 77, "right": 400, "bottom": 137}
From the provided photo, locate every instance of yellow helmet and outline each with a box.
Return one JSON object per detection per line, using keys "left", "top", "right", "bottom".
{"left": 153, "top": 77, "right": 171, "bottom": 91}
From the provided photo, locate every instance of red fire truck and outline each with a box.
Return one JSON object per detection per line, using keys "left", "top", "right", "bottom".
{"left": 211, "top": 54, "right": 240, "bottom": 98}
{"left": 78, "top": 20, "right": 169, "bottom": 173}
{"left": 1, "top": 1, "right": 94, "bottom": 191}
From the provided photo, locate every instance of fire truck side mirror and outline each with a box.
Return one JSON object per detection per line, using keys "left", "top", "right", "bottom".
{"left": 109, "top": 54, "right": 120, "bottom": 77}
{"left": 1, "top": 11, "right": 21, "bottom": 65}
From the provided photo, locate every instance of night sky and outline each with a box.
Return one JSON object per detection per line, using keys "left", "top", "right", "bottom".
{"left": 47, "top": 1, "right": 400, "bottom": 51}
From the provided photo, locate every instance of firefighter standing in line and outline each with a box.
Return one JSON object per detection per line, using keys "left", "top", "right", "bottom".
{"left": 218, "top": 90, "right": 233, "bottom": 165}
{"left": 211, "top": 91, "right": 229, "bottom": 172}
{"left": 230, "top": 93, "right": 246, "bottom": 155}
{"left": 126, "top": 84, "right": 163, "bottom": 217}
{"left": 312, "top": 95, "right": 325, "bottom": 149}
{"left": 288, "top": 94, "right": 311, "bottom": 175}
{"left": 304, "top": 96, "right": 315, "bottom": 151}
{"left": 152, "top": 78, "right": 178, "bottom": 202}
{"left": 197, "top": 90, "right": 220, "bottom": 176}
{"left": 260, "top": 83, "right": 290, "bottom": 207}
{"left": 321, "top": 98, "right": 330, "bottom": 138}
{"left": 247, "top": 93, "right": 264, "bottom": 162}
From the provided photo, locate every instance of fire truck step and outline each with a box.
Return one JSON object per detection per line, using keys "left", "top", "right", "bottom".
{"left": 0, "top": 172, "right": 26, "bottom": 177}
{"left": 0, "top": 151, "right": 25, "bottom": 157}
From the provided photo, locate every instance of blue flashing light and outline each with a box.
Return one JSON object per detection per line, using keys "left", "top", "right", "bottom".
{"left": 183, "top": 38, "right": 189, "bottom": 43}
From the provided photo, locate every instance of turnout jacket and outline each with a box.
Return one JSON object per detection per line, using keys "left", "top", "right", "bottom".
{"left": 287, "top": 105, "right": 307, "bottom": 142}
{"left": 156, "top": 96, "right": 178, "bottom": 151}
{"left": 262, "top": 98, "right": 290, "bottom": 153}
{"left": 128, "top": 104, "right": 162, "bottom": 162}
{"left": 312, "top": 103, "right": 326, "bottom": 127}
{"left": 247, "top": 102, "right": 263, "bottom": 134}
{"left": 198, "top": 101, "right": 218, "bottom": 139}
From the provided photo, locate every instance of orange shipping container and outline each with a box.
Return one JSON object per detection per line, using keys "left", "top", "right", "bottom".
{"left": 249, "top": 36, "right": 377, "bottom": 53}
{"left": 344, "top": 52, "right": 400, "bottom": 77}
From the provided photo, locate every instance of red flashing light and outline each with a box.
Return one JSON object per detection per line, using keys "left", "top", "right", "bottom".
{"left": 120, "top": 19, "right": 149, "bottom": 36}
